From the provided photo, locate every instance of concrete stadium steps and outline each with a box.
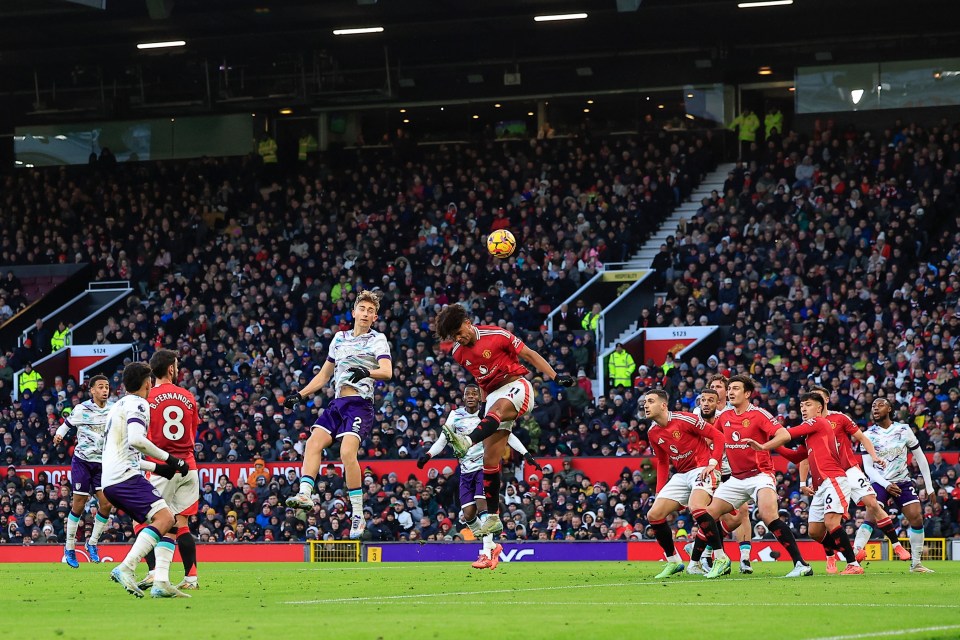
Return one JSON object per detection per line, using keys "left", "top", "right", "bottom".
{"left": 625, "top": 162, "right": 736, "bottom": 269}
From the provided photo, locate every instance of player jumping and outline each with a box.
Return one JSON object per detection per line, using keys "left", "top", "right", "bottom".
{"left": 433, "top": 304, "right": 574, "bottom": 538}
{"left": 746, "top": 392, "right": 863, "bottom": 575}
{"left": 706, "top": 375, "right": 812, "bottom": 578}
{"left": 53, "top": 374, "right": 114, "bottom": 567}
{"left": 641, "top": 389, "right": 729, "bottom": 579}
{"left": 285, "top": 290, "right": 393, "bottom": 540}
{"left": 137, "top": 349, "right": 201, "bottom": 591}
{"left": 417, "top": 383, "right": 541, "bottom": 570}
{"left": 856, "top": 398, "right": 937, "bottom": 573}
{"left": 101, "top": 362, "right": 189, "bottom": 598}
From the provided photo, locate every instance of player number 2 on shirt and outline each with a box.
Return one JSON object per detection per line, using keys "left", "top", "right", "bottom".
{"left": 162, "top": 406, "right": 185, "bottom": 441}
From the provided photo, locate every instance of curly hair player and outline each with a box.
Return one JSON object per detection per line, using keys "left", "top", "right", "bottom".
{"left": 433, "top": 304, "right": 574, "bottom": 537}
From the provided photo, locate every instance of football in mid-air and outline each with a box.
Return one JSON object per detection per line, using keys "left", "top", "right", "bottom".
{"left": 486, "top": 229, "right": 516, "bottom": 259}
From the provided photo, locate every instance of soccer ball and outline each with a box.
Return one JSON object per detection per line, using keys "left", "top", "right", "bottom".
{"left": 486, "top": 229, "right": 516, "bottom": 259}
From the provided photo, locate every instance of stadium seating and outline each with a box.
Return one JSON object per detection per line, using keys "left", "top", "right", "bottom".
{"left": 1, "top": 122, "right": 958, "bottom": 544}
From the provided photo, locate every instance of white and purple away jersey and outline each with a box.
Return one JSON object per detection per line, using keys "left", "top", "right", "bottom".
{"left": 63, "top": 400, "right": 112, "bottom": 463}
{"left": 101, "top": 394, "right": 151, "bottom": 487}
{"left": 862, "top": 421, "right": 918, "bottom": 483}
{"left": 327, "top": 329, "right": 391, "bottom": 401}
{"left": 430, "top": 408, "right": 484, "bottom": 473}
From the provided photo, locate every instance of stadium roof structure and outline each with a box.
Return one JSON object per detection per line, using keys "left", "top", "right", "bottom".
{"left": 1, "top": 0, "right": 958, "bottom": 120}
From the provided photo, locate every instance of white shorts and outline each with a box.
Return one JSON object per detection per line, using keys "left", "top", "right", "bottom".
{"left": 485, "top": 378, "right": 535, "bottom": 432}
{"left": 713, "top": 473, "right": 777, "bottom": 509}
{"left": 845, "top": 466, "right": 876, "bottom": 505}
{"left": 149, "top": 469, "right": 200, "bottom": 516}
{"left": 808, "top": 476, "right": 851, "bottom": 523}
{"left": 656, "top": 467, "right": 720, "bottom": 506}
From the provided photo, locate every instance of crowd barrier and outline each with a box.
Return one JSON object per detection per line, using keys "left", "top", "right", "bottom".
{"left": 2, "top": 539, "right": 953, "bottom": 563}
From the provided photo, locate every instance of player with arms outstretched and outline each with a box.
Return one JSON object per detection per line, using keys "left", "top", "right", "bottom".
{"left": 101, "top": 362, "right": 189, "bottom": 598}
{"left": 856, "top": 398, "right": 937, "bottom": 573}
{"left": 705, "top": 375, "right": 812, "bottom": 578}
{"left": 137, "top": 348, "right": 201, "bottom": 591}
{"left": 417, "top": 383, "right": 541, "bottom": 570}
{"left": 53, "top": 374, "right": 114, "bottom": 567}
{"left": 807, "top": 387, "right": 903, "bottom": 572}
{"left": 433, "top": 304, "right": 574, "bottom": 538}
{"left": 746, "top": 392, "right": 863, "bottom": 575}
{"left": 285, "top": 290, "right": 393, "bottom": 540}
{"left": 641, "top": 389, "right": 729, "bottom": 579}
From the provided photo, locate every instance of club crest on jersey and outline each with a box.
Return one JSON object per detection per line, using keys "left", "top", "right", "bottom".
{"left": 731, "top": 431, "right": 741, "bottom": 442}
{"left": 672, "top": 430, "right": 681, "bottom": 440}
{"left": 829, "top": 421, "right": 838, "bottom": 430}
{"left": 482, "top": 350, "right": 492, "bottom": 359}
{"left": 741, "top": 419, "right": 750, "bottom": 428}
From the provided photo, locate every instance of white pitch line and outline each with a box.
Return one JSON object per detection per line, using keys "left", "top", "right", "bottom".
{"left": 805, "top": 625, "right": 960, "bottom": 640}
{"left": 389, "top": 601, "right": 960, "bottom": 609}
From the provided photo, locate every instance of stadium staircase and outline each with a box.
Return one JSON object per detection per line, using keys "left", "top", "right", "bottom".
{"left": 547, "top": 163, "right": 735, "bottom": 397}
{"left": 11, "top": 280, "right": 134, "bottom": 400}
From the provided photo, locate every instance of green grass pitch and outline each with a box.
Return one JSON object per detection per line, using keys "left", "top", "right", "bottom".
{"left": 2, "top": 562, "right": 959, "bottom": 639}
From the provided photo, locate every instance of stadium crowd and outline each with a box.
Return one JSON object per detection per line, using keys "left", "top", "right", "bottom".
{"left": 2, "top": 120, "right": 960, "bottom": 545}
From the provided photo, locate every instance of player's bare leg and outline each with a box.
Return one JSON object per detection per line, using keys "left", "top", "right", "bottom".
{"left": 901, "top": 502, "right": 933, "bottom": 573}
{"left": 339, "top": 435, "right": 367, "bottom": 539}
{"left": 755, "top": 487, "right": 811, "bottom": 577}
{"left": 288, "top": 429, "right": 334, "bottom": 509}
{"left": 854, "top": 496, "right": 909, "bottom": 562}
{"left": 477, "top": 430, "right": 511, "bottom": 537}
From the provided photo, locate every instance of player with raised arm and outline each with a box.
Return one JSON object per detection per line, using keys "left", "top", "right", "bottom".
{"left": 746, "top": 392, "right": 863, "bottom": 575}
{"left": 136, "top": 349, "right": 201, "bottom": 591}
{"left": 705, "top": 375, "right": 812, "bottom": 578}
{"left": 101, "top": 362, "right": 189, "bottom": 598}
{"left": 53, "top": 374, "right": 114, "bottom": 567}
{"left": 856, "top": 398, "right": 937, "bottom": 573}
{"left": 417, "top": 383, "right": 541, "bottom": 570}
{"left": 641, "top": 389, "right": 729, "bottom": 579}
{"left": 433, "top": 304, "right": 574, "bottom": 538}
{"left": 285, "top": 290, "right": 393, "bottom": 540}
{"left": 689, "top": 376, "right": 754, "bottom": 574}
{"left": 807, "top": 387, "right": 904, "bottom": 573}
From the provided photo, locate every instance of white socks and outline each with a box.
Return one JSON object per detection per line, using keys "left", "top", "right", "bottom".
{"left": 154, "top": 536, "right": 176, "bottom": 583}
{"left": 122, "top": 527, "right": 161, "bottom": 572}
{"left": 908, "top": 528, "right": 924, "bottom": 566}
{"left": 854, "top": 523, "right": 873, "bottom": 551}
{"left": 65, "top": 511, "right": 81, "bottom": 551}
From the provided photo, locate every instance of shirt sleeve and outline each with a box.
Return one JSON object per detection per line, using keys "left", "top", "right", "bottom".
{"left": 505, "top": 331, "right": 525, "bottom": 354}
{"left": 904, "top": 426, "right": 921, "bottom": 450}
{"left": 326, "top": 333, "right": 339, "bottom": 364}
{"left": 374, "top": 333, "right": 392, "bottom": 361}
{"left": 787, "top": 419, "right": 818, "bottom": 439}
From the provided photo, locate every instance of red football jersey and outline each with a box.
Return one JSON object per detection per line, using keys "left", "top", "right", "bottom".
{"left": 824, "top": 410, "right": 860, "bottom": 470}
{"left": 715, "top": 404, "right": 781, "bottom": 480}
{"left": 649, "top": 411, "right": 725, "bottom": 492}
{"left": 450, "top": 325, "right": 529, "bottom": 394}
{"left": 787, "top": 416, "right": 846, "bottom": 488}
{"left": 147, "top": 382, "right": 199, "bottom": 469}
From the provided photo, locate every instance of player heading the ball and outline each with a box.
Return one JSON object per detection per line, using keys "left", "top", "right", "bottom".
{"left": 433, "top": 303, "right": 574, "bottom": 538}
